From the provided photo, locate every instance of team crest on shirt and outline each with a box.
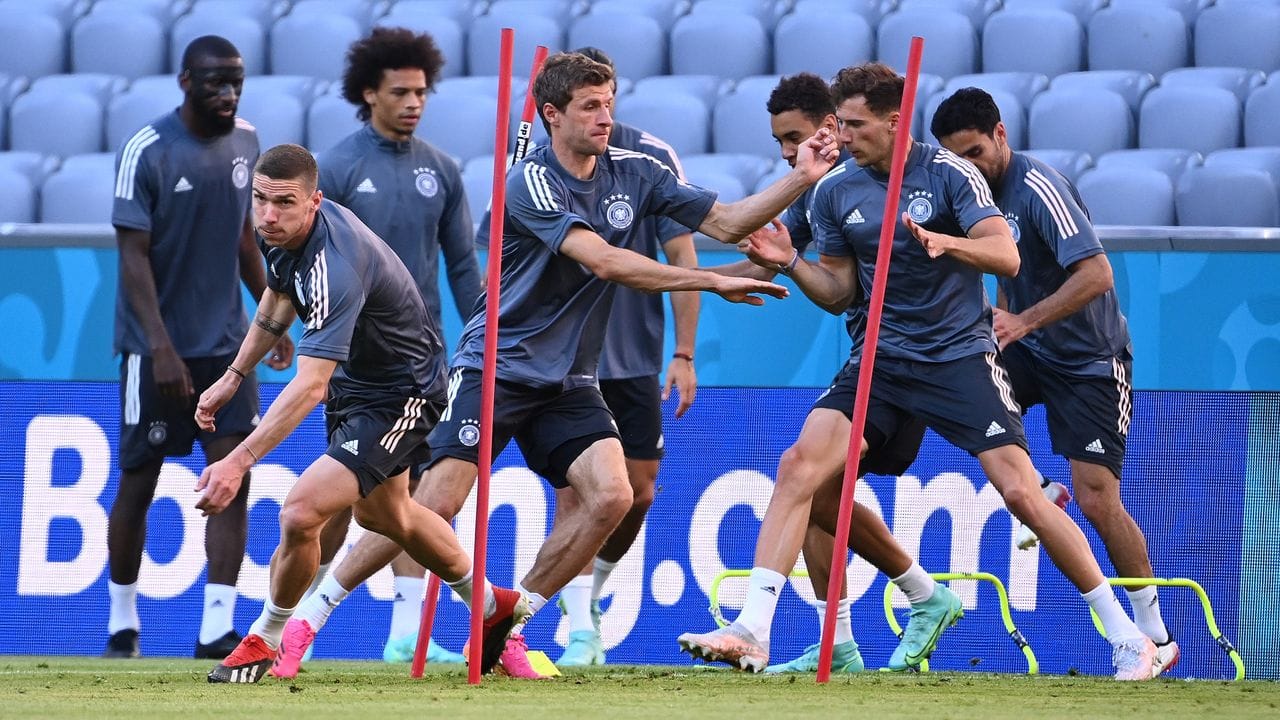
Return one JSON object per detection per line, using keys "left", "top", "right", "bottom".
{"left": 1005, "top": 212, "right": 1022, "bottom": 242}
{"left": 414, "top": 167, "right": 439, "bottom": 198}
{"left": 147, "top": 421, "right": 168, "bottom": 446}
{"left": 458, "top": 418, "right": 480, "bottom": 447}
{"left": 231, "top": 156, "right": 250, "bottom": 189}
{"left": 906, "top": 189, "right": 935, "bottom": 223}
{"left": 604, "top": 193, "right": 634, "bottom": 229}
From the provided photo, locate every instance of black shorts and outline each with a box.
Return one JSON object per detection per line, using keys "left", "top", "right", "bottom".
{"left": 118, "top": 352, "right": 259, "bottom": 471}
{"left": 600, "top": 376, "right": 664, "bottom": 461}
{"left": 324, "top": 390, "right": 443, "bottom": 497}
{"left": 1001, "top": 342, "right": 1130, "bottom": 478}
{"left": 813, "top": 360, "right": 926, "bottom": 476}
{"left": 427, "top": 367, "right": 620, "bottom": 488}
{"left": 874, "top": 352, "right": 1029, "bottom": 457}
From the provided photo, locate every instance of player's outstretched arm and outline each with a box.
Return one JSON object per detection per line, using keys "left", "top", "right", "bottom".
{"left": 745, "top": 229, "right": 857, "bottom": 315}
{"left": 904, "top": 214, "right": 1020, "bottom": 277}
{"left": 993, "top": 253, "right": 1114, "bottom": 349}
{"left": 196, "top": 287, "right": 297, "bottom": 433}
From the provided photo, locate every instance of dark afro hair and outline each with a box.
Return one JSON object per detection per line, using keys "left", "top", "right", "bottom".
{"left": 342, "top": 27, "right": 445, "bottom": 122}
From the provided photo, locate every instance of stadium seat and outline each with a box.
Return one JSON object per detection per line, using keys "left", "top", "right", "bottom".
{"left": 1175, "top": 165, "right": 1279, "bottom": 227}
{"left": 0, "top": 7, "right": 65, "bottom": 79}
{"left": 911, "top": 73, "right": 946, "bottom": 133}
{"left": 1095, "top": 148, "right": 1202, "bottom": 183}
{"left": 237, "top": 76, "right": 317, "bottom": 149}
{"left": 588, "top": 0, "right": 685, "bottom": 30}
{"left": 270, "top": 11, "right": 363, "bottom": 79}
{"left": 106, "top": 75, "right": 183, "bottom": 152}
{"left": 1001, "top": 0, "right": 1103, "bottom": 24}
{"left": 943, "top": 72, "right": 1049, "bottom": 109}
{"left": 981, "top": 9, "right": 1083, "bottom": 78}
{"left": 375, "top": 6, "right": 466, "bottom": 77}
{"left": 1204, "top": 147, "right": 1280, "bottom": 191}
{"left": 753, "top": 157, "right": 791, "bottom": 193}
{"left": 688, "top": 0, "right": 778, "bottom": 26}
{"left": 1245, "top": 81, "right": 1280, "bottom": 147}
{"left": 1022, "top": 149, "right": 1094, "bottom": 183}
{"left": 925, "top": 88, "right": 1026, "bottom": 150}
{"left": 1194, "top": 3, "right": 1280, "bottom": 73}
{"left": 631, "top": 75, "right": 722, "bottom": 113}
{"left": 461, "top": 154, "right": 496, "bottom": 227}
{"left": 468, "top": 11, "right": 563, "bottom": 78}
{"left": 1076, "top": 167, "right": 1175, "bottom": 225}
{"left": 416, "top": 86, "right": 506, "bottom": 163}
{"left": 712, "top": 75, "right": 782, "bottom": 157}
{"left": 306, "top": 89, "right": 362, "bottom": 154}
{"left": 0, "top": 150, "right": 59, "bottom": 186}
{"left": 670, "top": 12, "right": 770, "bottom": 80}
{"left": 773, "top": 11, "right": 873, "bottom": 80}
{"left": 171, "top": 9, "right": 267, "bottom": 76}
{"left": 877, "top": 9, "right": 977, "bottom": 80}
{"left": 1109, "top": 0, "right": 1209, "bottom": 24}
{"left": 72, "top": 6, "right": 166, "bottom": 79}
{"left": 616, "top": 90, "right": 710, "bottom": 157}
{"left": 1049, "top": 70, "right": 1155, "bottom": 115}
{"left": 1139, "top": 86, "right": 1240, "bottom": 156}
{"left": 897, "top": 0, "right": 1000, "bottom": 29}
{"left": 1160, "top": 67, "right": 1266, "bottom": 104}
{"left": 568, "top": 11, "right": 666, "bottom": 80}
{"left": 188, "top": 0, "right": 280, "bottom": 26}
{"left": 290, "top": 0, "right": 380, "bottom": 27}
{"left": 9, "top": 82, "right": 106, "bottom": 157}
{"left": 40, "top": 152, "right": 115, "bottom": 223}
{"left": 791, "top": 0, "right": 886, "bottom": 27}
{"left": 1028, "top": 88, "right": 1134, "bottom": 158}
{"left": 680, "top": 153, "right": 774, "bottom": 196}
{"left": 1087, "top": 4, "right": 1189, "bottom": 77}
{"left": 0, "top": 168, "right": 36, "bottom": 222}
{"left": 27, "top": 73, "right": 127, "bottom": 105}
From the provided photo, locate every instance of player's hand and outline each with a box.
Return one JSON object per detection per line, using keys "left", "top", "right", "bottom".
{"left": 795, "top": 127, "right": 840, "bottom": 182}
{"left": 992, "top": 307, "right": 1031, "bottom": 350}
{"left": 663, "top": 356, "right": 697, "bottom": 418}
{"left": 152, "top": 344, "right": 194, "bottom": 400}
{"left": 712, "top": 276, "right": 789, "bottom": 306}
{"left": 743, "top": 218, "right": 794, "bottom": 271}
{"left": 265, "top": 334, "right": 295, "bottom": 371}
{"left": 195, "top": 456, "right": 248, "bottom": 516}
{"left": 903, "top": 212, "right": 952, "bottom": 259}
{"left": 195, "top": 372, "right": 240, "bottom": 432}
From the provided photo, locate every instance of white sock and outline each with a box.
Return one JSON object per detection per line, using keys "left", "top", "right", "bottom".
{"left": 734, "top": 567, "right": 785, "bottom": 645}
{"left": 108, "top": 581, "right": 140, "bottom": 635}
{"left": 516, "top": 582, "right": 548, "bottom": 616}
{"left": 294, "top": 574, "right": 350, "bottom": 631}
{"left": 1083, "top": 582, "right": 1144, "bottom": 644}
{"left": 248, "top": 597, "right": 295, "bottom": 650}
{"left": 816, "top": 598, "right": 855, "bottom": 645}
{"left": 1126, "top": 586, "right": 1170, "bottom": 644}
{"left": 303, "top": 563, "right": 331, "bottom": 600}
{"left": 199, "top": 583, "right": 238, "bottom": 645}
{"left": 591, "top": 557, "right": 617, "bottom": 601}
{"left": 388, "top": 576, "right": 425, "bottom": 642}
{"left": 446, "top": 570, "right": 496, "bottom": 618}
{"left": 562, "top": 575, "right": 595, "bottom": 633}
{"left": 891, "top": 562, "right": 937, "bottom": 605}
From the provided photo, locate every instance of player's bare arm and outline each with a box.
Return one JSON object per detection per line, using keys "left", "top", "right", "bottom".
{"left": 195, "top": 286, "right": 297, "bottom": 432}
{"left": 903, "top": 214, "right": 1020, "bottom": 277}
{"left": 238, "top": 215, "right": 294, "bottom": 370}
{"left": 117, "top": 227, "right": 194, "bottom": 399}
{"left": 993, "top": 253, "right": 1115, "bottom": 350}
{"left": 661, "top": 232, "right": 700, "bottom": 417}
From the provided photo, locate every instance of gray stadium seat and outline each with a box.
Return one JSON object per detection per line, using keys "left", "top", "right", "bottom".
{"left": 487, "top": 0, "right": 584, "bottom": 25}
{"left": 1176, "top": 165, "right": 1279, "bottom": 227}
{"left": 688, "top": 0, "right": 778, "bottom": 27}
{"left": 911, "top": 74, "right": 946, "bottom": 135}
{"left": 617, "top": 90, "right": 710, "bottom": 157}
{"left": 773, "top": 11, "right": 873, "bottom": 80}
{"left": 27, "top": 73, "right": 127, "bottom": 105}
{"left": 1022, "top": 149, "right": 1094, "bottom": 183}
{"left": 1049, "top": 70, "right": 1155, "bottom": 115}
{"left": 753, "top": 157, "right": 791, "bottom": 193}
{"left": 468, "top": 11, "right": 563, "bottom": 78}
{"left": 1139, "top": 86, "right": 1240, "bottom": 155}
{"left": 1204, "top": 148, "right": 1280, "bottom": 191}
{"left": 305, "top": 89, "right": 362, "bottom": 154}
{"left": 188, "top": 0, "right": 280, "bottom": 26}
{"left": 1245, "top": 81, "right": 1280, "bottom": 146}
{"left": 237, "top": 75, "right": 320, "bottom": 149}
{"left": 106, "top": 75, "right": 182, "bottom": 152}
{"left": 631, "top": 75, "right": 723, "bottom": 113}
{"left": 943, "top": 72, "right": 1050, "bottom": 110}
{"left": 416, "top": 86, "right": 505, "bottom": 163}
{"left": 925, "top": 88, "right": 1026, "bottom": 150}
{"left": 0, "top": 0, "right": 81, "bottom": 26}
{"left": 0, "top": 168, "right": 36, "bottom": 222}
{"left": 507, "top": 88, "right": 550, "bottom": 152}
{"left": 684, "top": 168, "right": 748, "bottom": 204}
{"left": 461, "top": 154, "right": 496, "bottom": 228}
{"left": 1001, "top": 0, "right": 1103, "bottom": 24}
{"left": 0, "top": 7, "right": 65, "bottom": 79}
{"left": 1160, "top": 67, "right": 1267, "bottom": 104}
{"left": 437, "top": 75, "right": 524, "bottom": 99}
{"left": 877, "top": 9, "right": 977, "bottom": 80}
{"left": 568, "top": 10, "right": 666, "bottom": 80}
{"left": 680, "top": 153, "right": 774, "bottom": 196}
{"left": 171, "top": 9, "right": 268, "bottom": 76}
{"left": 1195, "top": 3, "right": 1280, "bottom": 73}
{"left": 589, "top": 0, "right": 685, "bottom": 30}
{"left": 897, "top": 0, "right": 1000, "bottom": 29}
{"left": 1095, "top": 148, "right": 1202, "bottom": 183}
{"left": 981, "top": 9, "right": 1083, "bottom": 78}
{"left": 72, "top": 6, "right": 166, "bottom": 79}
{"left": 40, "top": 152, "right": 115, "bottom": 223}
{"left": 375, "top": 6, "right": 466, "bottom": 77}
{"left": 1110, "top": 0, "right": 1210, "bottom": 24}
{"left": 1028, "top": 88, "right": 1133, "bottom": 158}
{"left": 670, "top": 11, "right": 770, "bottom": 80}
{"left": 9, "top": 81, "right": 106, "bottom": 157}
{"left": 1077, "top": 167, "right": 1175, "bottom": 225}
{"left": 0, "top": 150, "right": 59, "bottom": 186}
{"left": 713, "top": 75, "right": 782, "bottom": 157}
{"left": 290, "top": 0, "right": 380, "bottom": 27}
{"left": 792, "top": 0, "right": 886, "bottom": 27}
{"left": 1087, "top": 4, "right": 1189, "bottom": 77}
{"left": 270, "top": 10, "right": 363, "bottom": 79}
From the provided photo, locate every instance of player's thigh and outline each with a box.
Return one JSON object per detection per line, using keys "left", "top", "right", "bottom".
{"left": 1039, "top": 361, "right": 1129, "bottom": 481}
{"left": 517, "top": 385, "right": 621, "bottom": 491}
{"left": 425, "top": 367, "right": 524, "bottom": 473}
{"left": 280, "top": 455, "right": 366, "bottom": 536}
{"left": 324, "top": 390, "right": 440, "bottom": 501}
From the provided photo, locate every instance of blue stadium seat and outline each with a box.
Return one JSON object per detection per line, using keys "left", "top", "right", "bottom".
{"left": 9, "top": 80, "right": 106, "bottom": 157}
{"left": 376, "top": 6, "right": 466, "bottom": 77}
{"left": 0, "top": 150, "right": 59, "bottom": 186}
{"left": 1087, "top": 4, "right": 1189, "bottom": 77}
{"left": 713, "top": 75, "right": 782, "bottom": 157}
{"left": 981, "top": 9, "right": 1083, "bottom": 78}
{"left": 877, "top": 9, "right": 977, "bottom": 80}
{"left": 671, "top": 12, "right": 770, "bottom": 81}
{"left": 237, "top": 76, "right": 319, "bottom": 149}
{"left": 689, "top": 0, "right": 778, "bottom": 26}
{"left": 188, "top": 0, "right": 280, "bottom": 26}
{"left": 683, "top": 168, "right": 747, "bottom": 205}
{"left": 1109, "top": 0, "right": 1210, "bottom": 24}
{"left": 926, "top": 88, "right": 1026, "bottom": 150}
{"left": 0, "top": 168, "right": 36, "bottom": 222}
{"left": 1076, "top": 167, "right": 1175, "bottom": 225}
{"left": 1002, "top": 0, "right": 1103, "bottom": 24}
{"left": 1175, "top": 164, "right": 1279, "bottom": 227}
{"left": 631, "top": 75, "right": 722, "bottom": 113}
{"left": 106, "top": 75, "right": 183, "bottom": 152}
{"left": 589, "top": 0, "right": 685, "bottom": 30}
{"left": 1139, "top": 86, "right": 1240, "bottom": 155}
{"left": 468, "top": 10, "right": 563, "bottom": 78}
{"left": 506, "top": 86, "right": 550, "bottom": 150}
{"left": 0, "top": 0, "right": 80, "bottom": 26}
{"left": 1049, "top": 70, "right": 1155, "bottom": 115}
{"left": 1160, "top": 67, "right": 1266, "bottom": 104}
{"left": 680, "top": 153, "right": 774, "bottom": 196}
{"left": 568, "top": 10, "right": 666, "bottom": 80}
{"left": 1022, "top": 149, "right": 1094, "bottom": 183}
{"left": 171, "top": 8, "right": 268, "bottom": 76}
{"left": 72, "top": 6, "right": 167, "bottom": 79}
{"left": 943, "top": 72, "right": 1049, "bottom": 109}
{"left": 1194, "top": 3, "right": 1280, "bottom": 73}
{"left": 898, "top": 0, "right": 1000, "bottom": 29}
{"left": 91, "top": 0, "right": 172, "bottom": 24}
{"left": 40, "top": 152, "right": 115, "bottom": 223}
{"left": 305, "top": 89, "right": 362, "bottom": 154}
{"left": 290, "top": 0, "right": 380, "bottom": 27}
{"left": 487, "top": 0, "right": 584, "bottom": 24}
{"left": 0, "top": 7, "right": 65, "bottom": 79}
{"left": 27, "top": 73, "right": 127, "bottom": 105}
{"left": 909, "top": 73, "right": 946, "bottom": 136}
{"left": 792, "top": 0, "right": 886, "bottom": 26}
{"left": 1204, "top": 147, "right": 1280, "bottom": 191}
{"left": 1245, "top": 81, "right": 1280, "bottom": 147}
{"left": 616, "top": 90, "right": 710, "bottom": 157}
{"left": 1028, "top": 88, "right": 1134, "bottom": 158}
{"left": 416, "top": 85, "right": 506, "bottom": 163}
{"left": 753, "top": 157, "right": 791, "bottom": 193}
{"left": 773, "top": 11, "right": 873, "bottom": 80}
{"left": 462, "top": 154, "right": 508, "bottom": 228}
{"left": 1095, "top": 148, "right": 1202, "bottom": 183}
{"left": 270, "top": 11, "right": 363, "bottom": 79}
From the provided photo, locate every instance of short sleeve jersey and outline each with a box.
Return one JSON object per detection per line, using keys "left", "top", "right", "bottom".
{"left": 112, "top": 111, "right": 259, "bottom": 357}
{"left": 260, "top": 199, "right": 447, "bottom": 401}
{"left": 811, "top": 143, "right": 1003, "bottom": 362}
{"left": 318, "top": 125, "right": 481, "bottom": 327}
{"left": 994, "top": 153, "right": 1131, "bottom": 374}
{"left": 452, "top": 144, "right": 717, "bottom": 388}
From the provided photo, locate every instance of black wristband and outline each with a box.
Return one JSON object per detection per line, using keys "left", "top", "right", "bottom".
{"left": 673, "top": 352, "right": 694, "bottom": 362}
{"left": 226, "top": 365, "right": 246, "bottom": 380}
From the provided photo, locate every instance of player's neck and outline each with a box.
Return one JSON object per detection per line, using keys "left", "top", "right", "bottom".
{"left": 179, "top": 104, "right": 231, "bottom": 140}
{"left": 551, "top": 138, "right": 598, "bottom": 180}
{"left": 869, "top": 134, "right": 914, "bottom": 175}
{"left": 369, "top": 119, "right": 412, "bottom": 144}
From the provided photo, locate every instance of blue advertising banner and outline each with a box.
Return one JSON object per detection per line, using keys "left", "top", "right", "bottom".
{"left": 0, "top": 381, "right": 1270, "bottom": 679}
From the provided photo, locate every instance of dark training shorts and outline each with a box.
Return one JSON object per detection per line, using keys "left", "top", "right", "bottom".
{"left": 324, "top": 389, "right": 443, "bottom": 497}
{"left": 601, "top": 376, "right": 664, "bottom": 461}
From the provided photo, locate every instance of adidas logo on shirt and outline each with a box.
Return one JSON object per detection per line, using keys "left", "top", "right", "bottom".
{"left": 341, "top": 439, "right": 359, "bottom": 455}
{"left": 985, "top": 421, "right": 1006, "bottom": 437}
{"left": 356, "top": 178, "right": 377, "bottom": 193}
{"left": 845, "top": 208, "right": 866, "bottom": 224}
{"left": 173, "top": 176, "right": 193, "bottom": 193}
{"left": 1085, "top": 439, "right": 1105, "bottom": 454}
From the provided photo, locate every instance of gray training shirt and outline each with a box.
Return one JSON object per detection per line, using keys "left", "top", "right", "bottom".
{"left": 319, "top": 124, "right": 482, "bottom": 327}
{"left": 112, "top": 110, "right": 259, "bottom": 358}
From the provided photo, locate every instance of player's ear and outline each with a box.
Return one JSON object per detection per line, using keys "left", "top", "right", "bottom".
{"left": 887, "top": 110, "right": 901, "bottom": 133}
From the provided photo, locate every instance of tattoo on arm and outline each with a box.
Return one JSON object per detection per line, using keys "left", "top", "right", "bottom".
{"left": 254, "top": 312, "right": 288, "bottom": 336}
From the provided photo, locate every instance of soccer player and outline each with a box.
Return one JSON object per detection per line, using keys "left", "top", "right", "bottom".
{"left": 305, "top": 26, "right": 482, "bottom": 666}
{"left": 679, "top": 63, "right": 1157, "bottom": 681}
{"left": 271, "top": 51, "right": 838, "bottom": 678}
{"left": 195, "top": 144, "right": 524, "bottom": 683}
{"left": 932, "top": 87, "right": 1178, "bottom": 676}
{"left": 106, "top": 35, "right": 293, "bottom": 660}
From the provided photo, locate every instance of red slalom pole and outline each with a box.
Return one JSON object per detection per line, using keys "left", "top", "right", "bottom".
{"left": 816, "top": 36, "right": 925, "bottom": 684}
{"left": 514, "top": 45, "right": 549, "bottom": 161}
{"left": 467, "top": 26, "right": 515, "bottom": 686}
{"left": 409, "top": 574, "right": 443, "bottom": 678}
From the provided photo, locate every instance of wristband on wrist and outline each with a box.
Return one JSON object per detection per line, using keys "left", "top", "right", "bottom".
{"left": 673, "top": 352, "right": 694, "bottom": 362}
{"left": 226, "top": 364, "right": 246, "bottom": 380}
{"left": 777, "top": 249, "right": 800, "bottom": 276}
{"left": 240, "top": 442, "right": 260, "bottom": 463}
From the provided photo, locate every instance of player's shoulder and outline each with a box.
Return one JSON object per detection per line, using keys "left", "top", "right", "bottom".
{"left": 928, "top": 144, "right": 995, "bottom": 203}
{"left": 812, "top": 157, "right": 859, "bottom": 200}
{"left": 116, "top": 111, "right": 181, "bottom": 160}
{"left": 606, "top": 144, "right": 677, "bottom": 177}
{"left": 233, "top": 116, "right": 256, "bottom": 136}
{"left": 1013, "top": 152, "right": 1076, "bottom": 197}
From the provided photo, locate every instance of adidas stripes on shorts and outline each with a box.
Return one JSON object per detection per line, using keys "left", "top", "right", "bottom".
{"left": 323, "top": 389, "right": 443, "bottom": 497}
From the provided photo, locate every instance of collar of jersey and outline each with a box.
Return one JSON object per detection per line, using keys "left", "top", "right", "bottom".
{"left": 362, "top": 123, "right": 413, "bottom": 154}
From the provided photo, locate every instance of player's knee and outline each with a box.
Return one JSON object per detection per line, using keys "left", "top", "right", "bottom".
{"left": 998, "top": 479, "right": 1036, "bottom": 521}
{"left": 351, "top": 504, "right": 404, "bottom": 540}
{"left": 278, "top": 501, "right": 325, "bottom": 545}
{"left": 775, "top": 447, "right": 825, "bottom": 498}
{"left": 590, "top": 475, "right": 633, "bottom": 522}
{"left": 629, "top": 479, "right": 655, "bottom": 513}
